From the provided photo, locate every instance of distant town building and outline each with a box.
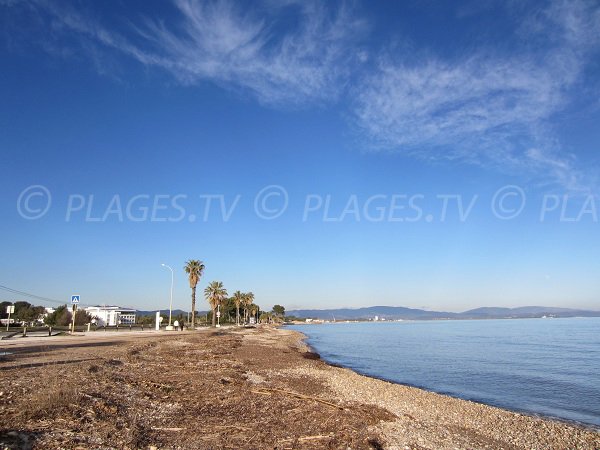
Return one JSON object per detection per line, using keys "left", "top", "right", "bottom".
{"left": 85, "top": 306, "right": 136, "bottom": 326}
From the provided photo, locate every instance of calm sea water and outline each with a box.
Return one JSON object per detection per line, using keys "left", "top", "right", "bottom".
{"left": 288, "top": 318, "right": 600, "bottom": 427}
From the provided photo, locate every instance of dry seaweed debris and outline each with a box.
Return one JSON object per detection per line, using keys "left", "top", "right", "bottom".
{"left": 0, "top": 329, "right": 390, "bottom": 449}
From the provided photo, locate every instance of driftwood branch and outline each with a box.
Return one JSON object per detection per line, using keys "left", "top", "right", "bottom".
{"left": 250, "top": 388, "right": 345, "bottom": 410}
{"left": 279, "top": 433, "right": 335, "bottom": 444}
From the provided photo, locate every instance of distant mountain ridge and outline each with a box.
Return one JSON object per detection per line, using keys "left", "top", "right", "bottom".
{"left": 286, "top": 305, "right": 600, "bottom": 320}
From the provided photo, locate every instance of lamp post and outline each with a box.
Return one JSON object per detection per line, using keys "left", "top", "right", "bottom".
{"left": 161, "top": 263, "right": 174, "bottom": 331}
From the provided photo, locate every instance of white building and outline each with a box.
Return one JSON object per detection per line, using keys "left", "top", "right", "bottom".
{"left": 85, "top": 305, "right": 136, "bottom": 326}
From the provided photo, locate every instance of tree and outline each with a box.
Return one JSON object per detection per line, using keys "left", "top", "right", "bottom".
{"left": 184, "top": 260, "right": 205, "bottom": 329}
{"left": 137, "top": 314, "right": 155, "bottom": 326}
{"left": 204, "top": 281, "right": 227, "bottom": 327}
{"left": 232, "top": 291, "right": 244, "bottom": 326}
{"left": 260, "top": 311, "right": 272, "bottom": 324}
{"left": 74, "top": 309, "right": 92, "bottom": 326}
{"left": 45, "top": 305, "right": 71, "bottom": 327}
{"left": 272, "top": 305, "right": 285, "bottom": 317}
{"left": 0, "top": 301, "right": 10, "bottom": 320}
{"left": 242, "top": 292, "right": 254, "bottom": 324}
{"left": 14, "top": 301, "right": 32, "bottom": 323}
{"left": 221, "top": 297, "right": 236, "bottom": 323}
{"left": 14, "top": 302, "right": 45, "bottom": 325}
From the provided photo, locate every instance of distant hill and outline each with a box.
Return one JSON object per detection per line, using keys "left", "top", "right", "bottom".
{"left": 460, "top": 306, "right": 600, "bottom": 319}
{"left": 286, "top": 305, "right": 600, "bottom": 320}
{"left": 287, "top": 306, "right": 457, "bottom": 320}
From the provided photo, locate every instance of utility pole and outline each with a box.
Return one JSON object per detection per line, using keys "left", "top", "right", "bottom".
{"left": 71, "top": 304, "right": 77, "bottom": 334}
{"left": 161, "top": 264, "right": 174, "bottom": 331}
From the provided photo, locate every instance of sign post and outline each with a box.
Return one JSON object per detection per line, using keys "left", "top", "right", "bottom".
{"left": 5, "top": 305, "right": 14, "bottom": 331}
{"left": 70, "top": 295, "right": 80, "bottom": 334}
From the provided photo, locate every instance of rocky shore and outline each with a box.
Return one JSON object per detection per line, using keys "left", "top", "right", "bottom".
{"left": 1, "top": 326, "right": 598, "bottom": 449}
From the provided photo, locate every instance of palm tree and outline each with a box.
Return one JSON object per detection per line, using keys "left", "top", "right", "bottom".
{"left": 232, "top": 291, "right": 244, "bottom": 326}
{"left": 241, "top": 293, "right": 248, "bottom": 324}
{"left": 204, "top": 281, "right": 228, "bottom": 327}
{"left": 243, "top": 292, "right": 254, "bottom": 324}
{"left": 184, "top": 260, "right": 205, "bottom": 329}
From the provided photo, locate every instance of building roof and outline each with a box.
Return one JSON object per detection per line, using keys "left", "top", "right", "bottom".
{"left": 85, "top": 305, "right": 136, "bottom": 313}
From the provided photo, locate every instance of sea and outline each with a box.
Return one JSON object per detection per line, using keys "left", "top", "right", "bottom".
{"left": 288, "top": 317, "right": 600, "bottom": 427}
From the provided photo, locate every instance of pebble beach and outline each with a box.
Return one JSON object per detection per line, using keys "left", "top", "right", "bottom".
{"left": 1, "top": 325, "right": 599, "bottom": 449}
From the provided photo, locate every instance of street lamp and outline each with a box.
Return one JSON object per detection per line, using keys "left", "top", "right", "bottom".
{"left": 161, "top": 263, "right": 174, "bottom": 331}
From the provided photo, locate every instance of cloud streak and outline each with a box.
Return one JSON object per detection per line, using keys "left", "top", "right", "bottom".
{"left": 34, "top": 0, "right": 365, "bottom": 106}
{"left": 2, "top": 0, "right": 599, "bottom": 189}
{"left": 352, "top": 0, "right": 600, "bottom": 190}
{"left": 142, "top": 0, "right": 365, "bottom": 105}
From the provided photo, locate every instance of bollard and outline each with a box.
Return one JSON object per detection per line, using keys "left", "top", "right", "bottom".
{"left": 48, "top": 326, "right": 52, "bottom": 336}
{"left": 23, "top": 326, "right": 27, "bottom": 337}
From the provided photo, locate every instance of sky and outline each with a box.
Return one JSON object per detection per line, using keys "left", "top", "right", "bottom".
{"left": 1, "top": 0, "right": 599, "bottom": 313}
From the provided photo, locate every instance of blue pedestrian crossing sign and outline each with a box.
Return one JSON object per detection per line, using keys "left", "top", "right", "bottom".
{"left": 71, "top": 295, "right": 80, "bottom": 304}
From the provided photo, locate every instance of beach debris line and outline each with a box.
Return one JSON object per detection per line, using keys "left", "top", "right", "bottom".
{"left": 250, "top": 387, "right": 345, "bottom": 410}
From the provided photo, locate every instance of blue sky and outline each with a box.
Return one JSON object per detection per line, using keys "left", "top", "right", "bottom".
{"left": 1, "top": 0, "right": 599, "bottom": 312}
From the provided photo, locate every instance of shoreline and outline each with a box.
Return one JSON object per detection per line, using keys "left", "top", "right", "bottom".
{"left": 296, "top": 329, "right": 599, "bottom": 432}
{"left": 296, "top": 328, "right": 600, "bottom": 433}
{"left": 290, "top": 330, "right": 600, "bottom": 448}
{"left": 1, "top": 325, "right": 599, "bottom": 449}
{"left": 283, "top": 327, "right": 600, "bottom": 448}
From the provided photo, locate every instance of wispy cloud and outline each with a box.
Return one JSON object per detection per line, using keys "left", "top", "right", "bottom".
{"left": 352, "top": 0, "right": 600, "bottom": 190}
{"left": 140, "top": 0, "right": 365, "bottom": 105}
{"left": 2, "top": 0, "right": 599, "bottom": 189}
{"left": 29, "top": 0, "right": 366, "bottom": 107}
